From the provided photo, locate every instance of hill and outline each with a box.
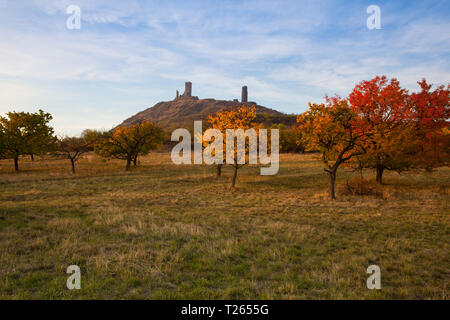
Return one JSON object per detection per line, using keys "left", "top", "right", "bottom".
{"left": 119, "top": 83, "right": 297, "bottom": 130}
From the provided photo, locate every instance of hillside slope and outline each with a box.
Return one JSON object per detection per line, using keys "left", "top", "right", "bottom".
{"left": 119, "top": 96, "right": 295, "bottom": 130}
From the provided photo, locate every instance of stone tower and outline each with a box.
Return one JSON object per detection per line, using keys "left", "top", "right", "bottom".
{"left": 184, "top": 82, "right": 192, "bottom": 97}
{"left": 241, "top": 86, "right": 248, "bottom": 103}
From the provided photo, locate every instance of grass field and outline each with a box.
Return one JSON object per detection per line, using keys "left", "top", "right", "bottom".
{"left": 0, "top": 153, "right": 449, "bottom": 299}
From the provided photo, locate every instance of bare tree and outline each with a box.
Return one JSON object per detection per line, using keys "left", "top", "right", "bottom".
{"left": 58, "top": 136, "right": 93, "bottom": 173}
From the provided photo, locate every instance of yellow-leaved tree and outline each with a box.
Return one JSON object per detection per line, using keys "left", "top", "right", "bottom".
{"left": 205, "top": 106, "right": 259, "bottom": 187}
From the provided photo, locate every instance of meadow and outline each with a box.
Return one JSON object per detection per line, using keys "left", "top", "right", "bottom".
{"left": 0, "top": 153, "right": 448, "bottom": 299}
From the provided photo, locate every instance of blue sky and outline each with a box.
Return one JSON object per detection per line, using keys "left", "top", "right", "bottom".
{"left": 0, "top": 0, "right": 449, "bottom": 135}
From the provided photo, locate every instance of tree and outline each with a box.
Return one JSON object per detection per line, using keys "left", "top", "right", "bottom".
{"left": 298, "top": 99, "right": 365, "bottom": 200}
{"left": 0, "top": 128, "right": 6, "bottom": 160}
{"left": 81, "top": 129, "right": 110, "bottom": 147}
{"left": 57, "top": 135, "right": 93, "bottom": 173}
{"left": 206, "top": 106, "right": 258, "bottom": 187}
{"left": 408, "top": 79, "right": 450, "bottom": 169}
{"left": 23, "top": 110, "right": 57, "bottom": 161}
{"left": 271, "top": 123, "right": 304, "bottom": 153}
{"left": 349, "top": 77, "right": 449, "bottom": 182}
{"left": 348, "top": 76, "right": 411, "bottom": 183}
{"left": 0, "top": 109, "right": 56, "bottom": 171}
{"left": 95, "top": 121, "right": 164, "bottom": 171}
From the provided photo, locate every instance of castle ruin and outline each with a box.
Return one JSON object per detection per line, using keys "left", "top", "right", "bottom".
{"left": 175, "top": 81, "right": 197, "bottom": 100}
{"left": 175, "top": 82, "right": 249, "bottom": 102}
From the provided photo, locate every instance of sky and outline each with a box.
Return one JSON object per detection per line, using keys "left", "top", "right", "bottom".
{"left": 0, "top": 0, "right": 449, "bottom": 135}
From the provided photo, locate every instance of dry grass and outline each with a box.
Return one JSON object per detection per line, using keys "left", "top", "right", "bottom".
{"left": 0, "top": 153, "right": 449, "bottom": 299}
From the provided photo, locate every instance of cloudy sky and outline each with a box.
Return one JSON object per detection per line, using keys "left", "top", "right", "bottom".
{"left": 0, "top": 0, "right": 449, "bottom": 135}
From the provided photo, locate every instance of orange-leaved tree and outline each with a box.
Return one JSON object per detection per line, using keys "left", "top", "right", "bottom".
{"left": 206, "top": 106, "right": 258, "bottom": 187}
{"left": 95, "top": 121, "right": 164, "bottom": 171}
{"left": 298, "top": 98, "right": 366, "bottom": 200}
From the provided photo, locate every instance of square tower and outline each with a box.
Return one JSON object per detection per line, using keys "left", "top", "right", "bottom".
{"left": 184, "top": 82, "right": 192, "bottom": 97}
{"left": 241, "top": 85, "right": 248, "bottom": 103}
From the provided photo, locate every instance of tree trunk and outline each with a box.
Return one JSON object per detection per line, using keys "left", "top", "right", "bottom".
{"left": 328, "top": 170, "right": 337, "bottom": 200}
{"left": 30, "top": 154, "right": 34, "bottom": 161}
{"left": 125, "top": 156, "right": 132, "bottom": 171}
{"left": 133, "top": 156, "right": 137, "bottom": 166}
{"left": 231, "top": 166, "right": 238, "bottom": 188}
{"left": 71, "top": 158, "right": 75, "bottom": 174}
{"left": 376, "top": 166, "right": 384, "bottom": 184}
{"left": 359, "top": 168, "right": 364, "bottom": 195}
{"left": 14, "top": 157, "right": 19, "bottom": 171}
{"left": 216, "top": 164, "right": 222, "bottom": 178}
